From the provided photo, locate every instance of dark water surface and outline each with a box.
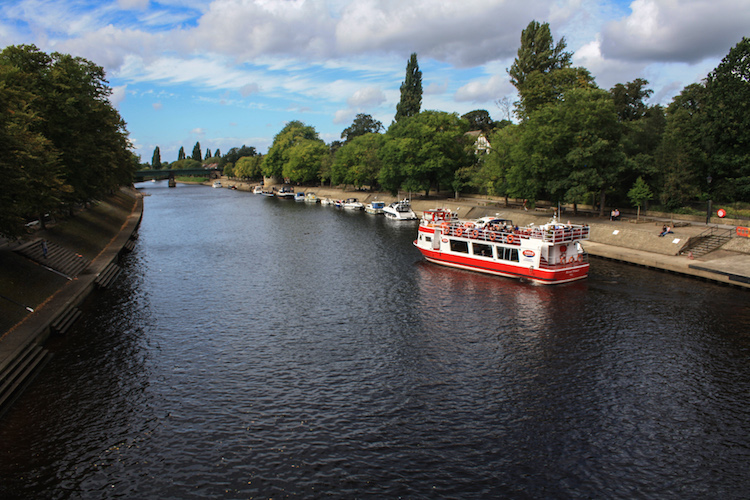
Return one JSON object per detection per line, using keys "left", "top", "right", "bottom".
{"left": 2, "top": 182, "right": 750, "bottom": 499}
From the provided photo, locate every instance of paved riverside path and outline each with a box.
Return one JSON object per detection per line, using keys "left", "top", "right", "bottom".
{"left": 0, "top": 187, "right": 143, "bottom": 403}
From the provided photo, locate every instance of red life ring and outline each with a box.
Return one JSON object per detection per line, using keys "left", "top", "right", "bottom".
{"left": 441, "top": 222, "right": 449, "bottom": 233}
{"left": 507, "top": 234, "right": 516, "bottom": 244}
{"left": 471, "top": 229, "right": 479, "bottom": 238}
{"left": 489, "top": 232, "right": 496, "bottom": 241}
{"left": 455, "top": 227, "right": 464, "bottom": 237}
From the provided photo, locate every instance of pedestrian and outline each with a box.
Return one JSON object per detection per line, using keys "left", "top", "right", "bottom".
{"left": 42, "top": 239, "right": 48, "bottom": 258}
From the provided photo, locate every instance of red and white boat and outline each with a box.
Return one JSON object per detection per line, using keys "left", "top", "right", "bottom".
{"left": 414, "top": 208, "right": 590, "bottom": 285}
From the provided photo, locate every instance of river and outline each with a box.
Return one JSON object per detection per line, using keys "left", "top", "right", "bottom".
{"left": 2, "top": 181, "right": 750, "bottom": 499}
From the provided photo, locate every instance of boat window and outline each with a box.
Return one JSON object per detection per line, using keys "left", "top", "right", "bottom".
{"left": 450, "top": 240, "right": 469, "bottom": 253}
{"left": 471, "top": 242, "right": 492, "bottom": 257}
{"left": 425, "top": 236, "right": 432, "bottom": 243}
{"left": 496, "top": 246, "right": 520, "bottom": 262}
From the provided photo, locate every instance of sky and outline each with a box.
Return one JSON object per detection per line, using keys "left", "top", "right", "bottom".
{"left": 1, "top": 0, "right": 748, "bottom": 162}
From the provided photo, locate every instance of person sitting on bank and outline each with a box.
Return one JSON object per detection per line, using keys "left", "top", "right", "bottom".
{"left": 659, "top": 225, "right": 674, "bottom": 237}
{"left": 610, "top": 208, "right": 620, "bottom": 221}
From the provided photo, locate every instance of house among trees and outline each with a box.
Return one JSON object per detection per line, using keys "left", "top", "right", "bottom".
{"left": 465, "top": 131, "right": 491, "bottom": 154}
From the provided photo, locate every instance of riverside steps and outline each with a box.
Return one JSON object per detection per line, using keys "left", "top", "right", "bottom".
{"left": 218, "top": 178, "right": 750, "bottom": 289}
{"left": 0, "top": 187, "right": 143, "bottom": 418}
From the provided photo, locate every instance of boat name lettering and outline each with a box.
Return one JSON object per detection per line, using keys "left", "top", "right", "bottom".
{"left": 522, "top": 250, "right": 535, "bottom": 257}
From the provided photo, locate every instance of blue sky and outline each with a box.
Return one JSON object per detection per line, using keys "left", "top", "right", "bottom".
{"left": 2, "top": 0, "right": 748, "bottom": 162}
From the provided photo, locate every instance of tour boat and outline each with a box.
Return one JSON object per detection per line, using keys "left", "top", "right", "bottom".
{"left": 414, "top": 208, "right": 590, "bottom": 285}
{"left": 365, "top": 200, "right": 385, "bottom": 214}
{"left": 383, "top": 199, "right": 418, "bottom": 220}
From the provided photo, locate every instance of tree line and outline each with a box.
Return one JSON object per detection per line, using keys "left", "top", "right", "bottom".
{"left": 0, "top": 44, "right": 138, "bottom": 238}
{"left": 188, "top": 21, "right": 749, "bottom": 217}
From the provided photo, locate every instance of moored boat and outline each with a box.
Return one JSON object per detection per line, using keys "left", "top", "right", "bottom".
{"left": 320, "top": 197, "right": 335, "bottom": 206}
{"left": 343, "top": 198, "right": 364, "bottom": 210}
{"left": 294, "top": 192, "right": 305, "bottom": 202}
{"left": 276, "top": 185, "right": 295, "bottom": 199}
{"left": 383, "top": 199, "right": 418, "bottom": 220}
{"left": 365, "top": 200, "right": 386, "bottom": 214}
{"left": 212, "top": 181, "right": 222, "bottom": 188}
{"left": 413, "top": 208, "right": 590, "bottom": 285}
{"left": 253, "top": 185, "right": 263, "bottom": 194}
{"left": 304, "top": 192, "right": 319, "bottom": 203}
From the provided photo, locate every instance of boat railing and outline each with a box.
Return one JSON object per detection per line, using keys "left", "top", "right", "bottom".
{"left": 427, "top": 221, "right": 589, "bottom": 245}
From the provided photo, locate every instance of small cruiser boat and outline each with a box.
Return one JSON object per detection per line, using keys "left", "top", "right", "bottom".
{"left": 365, "top": 200, "right": 386, "bottom": 214}
{"left": 343, "top": 198, "right": 365, "bottom": 210}
{"left": 294, "top": 192, "right": 305, "bottom": 202}
{"left": 320, "top": 197, "right": 335, "bottom": 206}
{"left": 304, "top": 192, "right": 319, "bottom": 203}
{"left": 253, "top": 185, "right": 263, "bottom": 194}
{"left": 276, "top": 185, "right": 295, "bottom": 199}
{"left": 212, "top": 181, "right": 222, "bottom": 188}
{"left": 383, "top": 199, "right": 418, "bottom": 220}
{"left": 414, "top": 208, "right": 590, "bottom": 285}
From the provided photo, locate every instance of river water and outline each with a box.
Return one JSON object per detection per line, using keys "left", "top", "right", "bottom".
{"left": 2, "top": 182, "right": 750, "bottom": 499}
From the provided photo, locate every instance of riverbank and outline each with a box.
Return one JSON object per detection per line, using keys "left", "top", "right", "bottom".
{"left": 0, "top": 186, "right": 142, "bottom": 415}
{"left": 216, "top": 178, "right": 750, "bottom": 289}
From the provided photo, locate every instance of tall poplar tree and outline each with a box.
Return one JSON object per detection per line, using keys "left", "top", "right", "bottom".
{"left": 152, "top": 146, "right": 161, "bottom": 169}
{"left": 192, "top": 141, "right": 202, "bottom": 161}
{"left": 178, "top": 146, "right": 185, "bottom": 160}
{"left": 395, "top": 53, "right": 422, "bottom": 122}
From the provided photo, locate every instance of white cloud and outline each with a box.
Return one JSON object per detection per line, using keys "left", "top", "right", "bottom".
{"left": 346, "top": 86, "right": 386, "bottom": 109}
{"left": 109, "top": 85, "right": 128, "bottom": 107}
{"left": 455, "top": 75, "right": 515, "bottom": 103}
{"left": 600, "top": 0, "right": 750, "bottom": 63}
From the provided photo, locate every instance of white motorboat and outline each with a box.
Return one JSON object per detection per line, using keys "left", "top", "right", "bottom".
{"left": 320, "top": 197, "right": 335, "bottom": 206}
{"left": 276, "top": 185, "right": 295, "bottom": 199}
{"left": 253, "top": 185, "right": 263, "bottom": 194}
{"left": 304, "top": 192, "right": 319, "bottom": 203}
{"left": 342, "top": 198, "right": 364, "bottom": 210}
{"left": 294, "top": 192, "right": 305, "bottom": 202}
{"left": 383, "top": 199, "right": 418, "bottom": 220}
{"left": 365, "top": 200, "right": 386, "bottom": 214}
{"left": 212, "top": 181, "right": 222, "bottom": 188}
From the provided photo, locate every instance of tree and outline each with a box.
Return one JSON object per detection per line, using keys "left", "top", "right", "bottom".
{"left": 331, "top": 133, "right": 385, "bottom": 187}
{"left": 234, "top": 155, "right": 263, "bottom": 179}
{"left": 508, "top": 21, "right": 589, "bottom": 118}
{"left": 224, "top": 145, "right": 256, "bottom": 165}
{"left": 394, "top": 53, "right": 422, "bottom": 122}
{"left": 284, "top": 140, "right": 328, "bottom": 184}
{"left": 205, "top": 148, "right": 212, "bottom": 159}
{"left": 341, "top": 113, "right": 383, "bottom": 142}
{"left": 152, "top": 146, "right": 161, "bottom": 169}
{"left": 178, "top": 146, "right": 186, "bottom": 161}
{"left": 627, "top": 176, "right": 653, "bottom": 220}
{"left": 509, "top": 21, "right": 572, "bottom": 88}
{"left": 461, "top": 110, "right": 495, "bottom": 133}
{"left": 262, "top": 121, "right": 321, "bottom": 180}
{"left": 611, "top": 78, "right": 653, "bottom": 122}
{"left": 192, "top": 141, "right": 202, "bottom": 161}
{"left": 705, "top": 37, "right": 750, "bottom": 201}
{"left": 514, "top": 87, "right": 624, "bottom": 214}
{"left": 379, "top": 111, "right": 471, "bottom": 196}
{"left": 214, "top": 148, "right": 221, "bottom": 158}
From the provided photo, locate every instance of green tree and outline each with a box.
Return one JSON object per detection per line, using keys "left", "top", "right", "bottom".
{"left": 627, "top": 176, "right": 653, "bottom": 220}
{"left": 380, "top": 111, "right": 471, "bottom": 196}
{"left": 152, "top": 146, "right": 161, "bottom": 169}
{"left": 284, "top": 140, "right": 328, "bottom": 184}
{"left": 394, "top": 53, "right": 422, "bottom": 122}
{"left": 262, "top": 121, "right": 321, "bottom": 180}
{"left": 705, "top": 36, "right": 750, "bottom": 201}
{"left": 331, "top": 133, "right": 385, "bottom": 187}
{"left": 341, "top": 113, "right": 383, "bottom": 142}
{"left": 461, "top": 110, "right": 495, "bottom": 133}
{"left": 178, "top": 146, "right": 186, "bottom": 160}
{"left": 192, "top": 141, "right": 202, "bottom": 161}
{"left": 611, "top": 78, "right": 653, "bottom": 122}
{"left": 509, "top": 21, "right": 572, "bottom": 89}
{"left": 514, "top": 87, "right": 624, "bottom": 214}
{"left": 214, "top": 148, "right": 221, "bottom": 158}
{"left": 234, "top": 155, "right": 263, "bottom": 179}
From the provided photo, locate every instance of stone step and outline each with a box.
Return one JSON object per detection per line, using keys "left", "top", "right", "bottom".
{"left": 0, "top": 343, "right": 51, "bottom": 418}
